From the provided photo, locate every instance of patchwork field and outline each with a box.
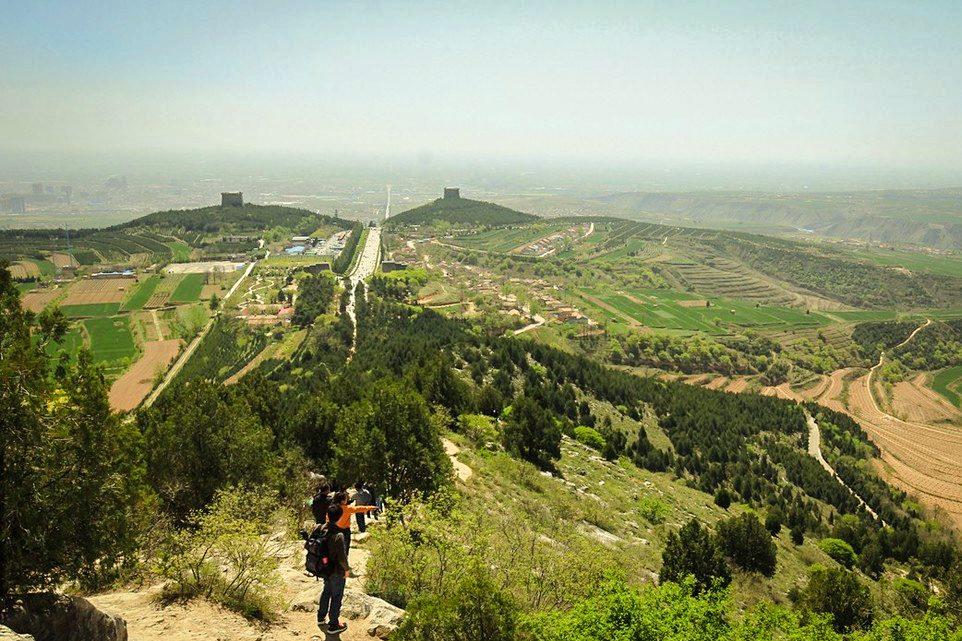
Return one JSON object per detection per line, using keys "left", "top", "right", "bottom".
{"left": 889, "top": 375, "right": 961, "bottom": 424}
{"left": 62, "top": 278, "right": 136, "bottom": 306}
{"left": 842, "top": 370, "right": 962, "bottom": 528}
{"left": 83, "top": 316, "right": 138, "bottom": 370}
{"left": 108, "top": 339, "right": 181, "bottom": 411}
{"left": 9, "top": 260, "right": 41, "bottom": 280}
{"left": 122, "top": 275, "right": 161, "bottom": 311}
{"left": 21, "top": 287, "right": 62, "bottom": 312}
{"left": 169, "top": 273, "right": 206, "bottom": 303}
{"left": 575, "top": 287, "right": 830, "bottom": 334}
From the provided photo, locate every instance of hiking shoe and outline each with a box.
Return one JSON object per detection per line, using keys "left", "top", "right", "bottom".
{"left": 317, "top": 621, "right": 328, "bottom": 631}
{"left": 328, "top": 622, "right": 348, "bottom": 633}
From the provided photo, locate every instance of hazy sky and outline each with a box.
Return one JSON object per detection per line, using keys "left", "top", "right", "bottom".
{"left": 3, "top": 0, "right": 961, "bottom": 172}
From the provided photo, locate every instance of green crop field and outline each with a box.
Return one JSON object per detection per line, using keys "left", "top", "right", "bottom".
{"left": 83, "top": 316, "right": 138, "bottom": 368}
{"left": 449, "top": 224, "right": 570, "bottom": 253}
{"left": 60, "top": 303, "right": 121, "bottom": 318}
{"left": 44, "top": 327, "right": 85, "bottom": 365}
{"left": 122, "top": 275, "right": 160, "bottom": 310}
{"left": 932, "top": 365, "right": 962, "bottom": 408}
{"left": 831, "top": 311, "right": 900, "bottom": 322}
{"left": 168, "top": 240, "right": 192, "bottom": 262}
{"left": 853, "top": 247, "right": 962, "bottom": 278}
{"left": 169, "top": 273, "right": 206, "bottom": 303}
{"left": 16, "top": 282, "right": 37, "bottom": 293}
{"left": 577, "top": 287, "right": 830, "bottom": 334}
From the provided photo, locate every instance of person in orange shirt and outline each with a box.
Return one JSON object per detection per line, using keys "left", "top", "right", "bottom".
{"left": 330, "top": 490, "right": 377, "bottom": 558}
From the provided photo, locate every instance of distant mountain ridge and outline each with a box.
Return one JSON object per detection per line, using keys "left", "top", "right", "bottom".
{"left": 596, "top": 189, "right": 962, "bottom": 249}
{"left": 388, "top": 195, "right": 539, "bottom": 227}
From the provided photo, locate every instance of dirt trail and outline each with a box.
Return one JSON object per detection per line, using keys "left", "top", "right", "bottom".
{"left": 443, "top": 438, "right": 473, "bottom": 481}
{"left": 90, "top": 529, "right": 380, "bottom": 641}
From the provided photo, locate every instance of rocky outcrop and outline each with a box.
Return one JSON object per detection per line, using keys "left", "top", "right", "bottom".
{"left": 340, "top": 591, "right": 404, "bottom": 639}
{"left": 1, "top": 593, "right": 126, "bottom": 641}
{"left": 290, "top": 587, "right": 404, "bottom": 639}
{"left": 0, "top": 625, "right": 34, "bottom": 640}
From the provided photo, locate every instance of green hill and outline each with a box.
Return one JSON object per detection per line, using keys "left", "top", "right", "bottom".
{"left": 115, "top": 203, "right": 350, "bottom": 235}
{"left": 388, "top": 195, "right": 539, "bottom": 227}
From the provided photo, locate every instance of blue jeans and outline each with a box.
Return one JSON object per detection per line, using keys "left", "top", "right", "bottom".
{"left": 318, "top": 574, "right": 346, "bottom": 626}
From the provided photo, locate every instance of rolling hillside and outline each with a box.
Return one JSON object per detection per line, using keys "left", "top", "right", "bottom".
{"left": 387, "top": 194, "right": 539, "bottom": 227}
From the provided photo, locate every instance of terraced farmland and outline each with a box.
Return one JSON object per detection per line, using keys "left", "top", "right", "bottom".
{"left": 576, "top": 287, "right": 830, "bottom": 334}
{"left": 664, "top": 258, "right": 799, "bottom": 306}
{"left": 933, "top": 365, "right": 962, "bottom": 408}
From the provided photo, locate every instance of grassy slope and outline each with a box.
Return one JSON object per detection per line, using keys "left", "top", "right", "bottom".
{"left": 451, "top": 431, "right": 836, "bottom": 611}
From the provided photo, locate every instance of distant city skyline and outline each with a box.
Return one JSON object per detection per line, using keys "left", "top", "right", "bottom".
{"left": 2, "top": 1, "right": 961, "bottom": 181}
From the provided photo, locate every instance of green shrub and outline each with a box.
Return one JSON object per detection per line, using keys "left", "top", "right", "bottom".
{"left": 819, "top": 538, "right": 858, "bottom": 569}
{"left": 366, "top": 489, "right": 609, "bottom": 612}
{"left": 717, "top": 512, "right": 776, "bottom": 578}
{"left": 798, "top": 565, "right": 872, "bottom": 633}
{"left": 459, "top": 413, "right": 498, "bottom": 445}
{"left": 638, "top": 496, "right": 670, "bottom": 525}
{"left": 393, "top": 570, "right": 518, "bottom": 641}
{"left": 573, "top": 426, "right": 606, "bottom": 451}
{"left": 156, "top": 485, "right": 286, "bottom": 621}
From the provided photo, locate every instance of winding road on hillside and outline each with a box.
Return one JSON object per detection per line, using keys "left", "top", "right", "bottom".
{"left": 807, "top": 318, "right": 962, "bottom": 528}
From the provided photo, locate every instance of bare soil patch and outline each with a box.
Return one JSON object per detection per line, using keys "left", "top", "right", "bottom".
{"left": 725, "top": 379, "right": 749, "bottom": 393}
{"left": 677, "top": 299, "right": 708, "bottom": 308}
{"left": 63, "top": 278, "right": 136, "bottom": 305}
{"left": 50, "top": 252, "right": 79, "bottom": 268}
{"left": 705, "top": 376, "right": 728, "bottom": 390}
{"left": 795, "top": 375, "right": 829, "bottom": 400}
{"left": 10, "top": 260, "right": 41, "bottom": 279}
{"left": 21, "top": 288, "right": 61, "bottom": 312}
{"left": 891, "top": 378, "right": 961, "bottom": 424}
{"left": 109, "top": 340, "right": 181, "bottom": 411}
{"left": 837, "top": 371, "right": 962, "bottom": 529}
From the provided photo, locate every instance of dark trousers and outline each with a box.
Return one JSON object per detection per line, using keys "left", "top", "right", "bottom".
{"left": 356, "top": 511, "right": 366, "bottom": 533}
{"left": 318, "top": 574, "right": 346, "bottom": 626}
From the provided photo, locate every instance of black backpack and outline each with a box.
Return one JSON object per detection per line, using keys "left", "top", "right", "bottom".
{"left": 305, "top": 524, "right": 333, "bottom": 578}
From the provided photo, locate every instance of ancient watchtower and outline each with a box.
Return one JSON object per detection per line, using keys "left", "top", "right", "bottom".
{"left": 443, "top": 187, "right": 460, "bottom": 199}
{"left": 221, "top": 192, "right": 244, "bottom": 207}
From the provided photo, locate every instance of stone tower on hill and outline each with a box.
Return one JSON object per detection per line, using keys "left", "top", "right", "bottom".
{"left": 443, "top": 187, "right": 460, "bottom": 199}
{"left": 221, "top": 192, "right": 243, "bottom": 207}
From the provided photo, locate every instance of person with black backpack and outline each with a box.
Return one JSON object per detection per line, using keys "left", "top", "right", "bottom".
{"left": 315, "top": 503, "right": 352, "bottom": 634}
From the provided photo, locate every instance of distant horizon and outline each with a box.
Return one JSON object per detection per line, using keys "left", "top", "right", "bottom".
{"left": 2, "top": 149, "right": 961, "bottom": 194}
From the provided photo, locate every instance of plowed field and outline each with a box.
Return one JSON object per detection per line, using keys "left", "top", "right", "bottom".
{"left": 21, "top": 288, "right": 60, "bottom": 312}
{"left": 890, "top": 375, "right": 961, "bottom": 424}
{"left": 839, "top": 370, "right": 962, "bottom": 528}
{"left": 63, "top": 278, "right": 136, "bottom": 305}
{"left": 108, "top": 339, "right": 181, "bottom": 411}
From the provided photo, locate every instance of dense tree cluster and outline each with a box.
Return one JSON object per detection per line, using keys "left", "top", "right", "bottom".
{"left": 291, "top": 272, "right": 336, "bottom": 327}
{"left": 1, "top": 266, "right": 142, "bottom": 597}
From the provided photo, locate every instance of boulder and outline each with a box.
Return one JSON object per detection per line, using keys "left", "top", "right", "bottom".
{"left": 2, "top": 593, "right": 126, "bottom": 641}
{"left": 0, "top": 624, "right": 34, "bottom": 640}
{"left": 339, "top": 591, "right": 404, "bottom": 639}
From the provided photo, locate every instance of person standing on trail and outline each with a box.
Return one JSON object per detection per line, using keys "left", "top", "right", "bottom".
{"left": 353, "top": 482, "right": 374, "bottom": 533}
{"left": 318, "top": 504, "right": 352, "bottom": 634}
{"left": 332, "top": 490, "right": 377, "bottom": 558}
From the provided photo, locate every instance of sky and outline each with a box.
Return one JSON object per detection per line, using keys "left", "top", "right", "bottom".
{"left": 2, "top": 0, "right": 962, "bottom": 176}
